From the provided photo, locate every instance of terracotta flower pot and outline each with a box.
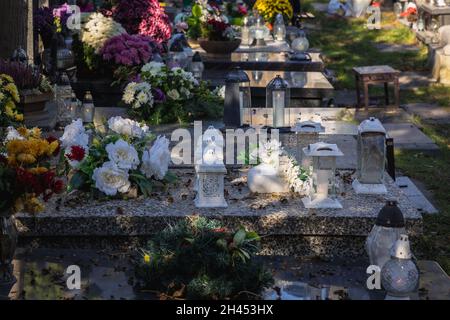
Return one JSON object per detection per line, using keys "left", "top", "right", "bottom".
{"left": 198, "top": 38, "right": 241, "bottom": 58}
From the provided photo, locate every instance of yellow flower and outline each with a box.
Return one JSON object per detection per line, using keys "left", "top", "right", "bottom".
{"left": 24, "top": 196, "right": 45, "bottom": 214}
{"left": 144, "top": 254, "right": 151, "bottom": 264}
{"left": 15, "top": 113, "right": 23, "bottom": 121}
{"left": 17, "top": 127, "right": 29, "bottom": 137}
{"left": 29, "top": 167, "right": 49, "bottom": 175}
{"left": 5, "top": 83, "right": 20, "bottom": 102}
{"left": 47, "top": 140, "right": 59, "bottom": 156}
{"left": 1, "top": 74, "right": 14, "bottom": 83}
{"left": 17, "top": 153, "right": 37, "bottom": 164}
{"left": 30, "top": 127, "right": 42, "bottom": 138}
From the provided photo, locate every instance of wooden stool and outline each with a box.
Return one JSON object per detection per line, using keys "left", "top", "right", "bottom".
{"left": 353, "top": 65, "right": 400, "bottom": 109}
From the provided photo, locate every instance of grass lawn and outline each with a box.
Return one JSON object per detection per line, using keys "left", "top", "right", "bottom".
{"left": 302, "top": 1, "right": 450, "bottom": 272}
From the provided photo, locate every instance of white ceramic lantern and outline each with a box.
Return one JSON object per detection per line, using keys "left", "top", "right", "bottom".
{"left": 353, "top": 117, "right": 387, "bottom": 194}
{"left": 302, "top": 142, "right": 343, "bottom": 209}
{"left": 266, "top": 75, "right": 290, "bottom": 129}
{"left": 195, "top": 139, "right": 228, "bottom": 208}
{"left": 366, "top": 200, "right": 406, "bottom": 269}
{"left": 273, "top": 13, "right": 286, "bottom": 42}
{"left": 381, "top": 235, "right": 420, "bottom": 300}
{"left": 81, "top": 91, "right": 95, "bottom": 123}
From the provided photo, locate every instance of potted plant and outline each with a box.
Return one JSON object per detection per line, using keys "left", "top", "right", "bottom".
{"left": 198, "top": 18, "right": 241, "bottom": 57}
{"left": 0, "top": 126, "right": 63, "bottom": 284}
{"left": 0, "top": 61, "right": 53, "bottom": 117}
{"left": 253, "top": 0, "right": 293, "bottom": 25}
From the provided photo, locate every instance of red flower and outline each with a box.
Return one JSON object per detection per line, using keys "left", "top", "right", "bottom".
{"left": 213, "top": 227, "right": 228, "bottom": 233}
{"left": 66, "top": 145, "right": 86, "bottom": 162}
{"left": 42, "top": 171, "right": 56, "bottom": 189}
{"left": 238, "top": 5, "right": 248, "bottom": 15}
{"left": 52, "top": 179, "right": 64, "bottom": 194}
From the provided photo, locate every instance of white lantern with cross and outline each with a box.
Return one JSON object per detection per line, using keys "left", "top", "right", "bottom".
{"left": 353, "top": 117, "right": 388, "bottom": 194}
{"left": 302, "top": 142, "right": 343, "bottom": 209}
{"left": 291, "top": 116, "right": 325, "bottom": 166}
{"left": 266, "top": 75, "right": 290, "bottom": 129}
{"left": 194, "top": 127, "right": 227, "bottom": 208}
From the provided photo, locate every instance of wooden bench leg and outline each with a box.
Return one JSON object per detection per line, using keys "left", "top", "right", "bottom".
{"left": 394, "top": 77, "right": 400, "bottom": 108}
{"left": 384, "top": 82, "right": 389, "bottom": 106}
{"left": 363, "top": 82, "right": 369, "bottom": 110}
{"left": 355, "top": 75, "right": 361, "bottom": 108}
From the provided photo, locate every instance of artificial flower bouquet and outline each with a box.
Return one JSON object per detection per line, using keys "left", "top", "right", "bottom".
{"left": 0, "top": 126, "right": 64, "bottom": 214}
{"left": 122, "top": 62, "right": 223, "bottom": 124}
{"left": 239, "top": 139, "right": 310, "bottom": 195}
{"left": 223, "top": 0, "right": 249, "bottom": 26}
{"left": 0, "top": 74, "right": 23, "bottom": 128}
{"left": 60, "top": 117, "right": 174, "bottom": 199}
{"left": 253, "top": 0, "right": 294, "bottom": 24}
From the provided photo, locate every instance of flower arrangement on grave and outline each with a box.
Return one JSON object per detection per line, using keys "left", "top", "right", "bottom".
{"left": 223, "top": 0, "right": 249, "bottom": 26}
{"left": 1, "top": 126, "right": 64, "bottom": 214}
{"left": 241, "top": 139, "right": 310, "bottom": 195}
{"left": 111, "top": 0, "right": 172, "bottom": 44}
{"left": 0, "top": 74, "right": 23, "bottom": 128}
{"left": 135, "top": 216, "right": 273, "bottom": 300}
{"left": 122, "top": 62, "right": 223, "bottom": 124}
{"left": 254, "top": 0, "right": 293, "bottom": 24}
{"left": 60, "top": 117, "right": 174, "bottom": 198}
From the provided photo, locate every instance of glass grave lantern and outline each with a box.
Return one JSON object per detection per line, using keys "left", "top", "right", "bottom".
{"left": 194, "top": 138, "right": 228, "bottom": 208}
{"left": 291, "top": 116, "right": 325, "bottom": 166}
{"left": 224, "top": 67, "right": 252, "bottom": 127}
{"left": 366, "top": 200, "right": 406, "bottom": 269}
{"left": 266, "top": 75, "right": 290, "bottom": 130}
{"left": 302, "top": 142, "right": 344, "bottom": 209}
{"left": 168, "top": 41, "right": 189, "bottom": 69}
{"left": 190, "top": 51, "right": 204, "bottom": 80}
{"left": 81, "top": 91, "right": 95, "bottom": 124}
{"left": 241, "top": 16, "right": 254, "bottom": 46}
{"left": 273, "top": 13, "right": 286, "bottom": 42}
{"left": 353, "top": 117, "right": 388, "bottom": 194}
{"left": 55, "top": 73, "right": 75, "bottom": 127}
{"left": 381, "top": 235, "right": 420, "bottom": 300}
{"left": 250, "top": 16, "right": 270, "bottom": 47}
{"left": 291, "top": 30, "right": 310, "bottom": 61}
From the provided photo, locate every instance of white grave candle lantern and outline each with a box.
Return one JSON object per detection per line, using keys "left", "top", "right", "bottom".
{"left": 302, "top": 142, "right": 343, "bottom": 209}
{"left": 266, "top": 75, "right": 290, "bottom": 129}
{"left": 250, "top": 16, "right": 270, "bottom": 47}
{"left": 353, "top": 117, "right": 388, "bottom": 194}
{"left": 195, "top": 137, "right": 227, "bottom": 208}
{"left": 81, "top": 91, "right": 94, "bottom": 123}
{"left": 190, "top": 52, "right": 204, "bottom": 80}
{"left": 366, "top": 200, "right": 406, "bottom": 269}
{"left": 381, "top": 235, "right": 420, "bottom": 300}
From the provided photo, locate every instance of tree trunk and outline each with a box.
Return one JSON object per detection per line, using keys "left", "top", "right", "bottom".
{"left": 0, "top": 0, "right": 34, "bottom": 62}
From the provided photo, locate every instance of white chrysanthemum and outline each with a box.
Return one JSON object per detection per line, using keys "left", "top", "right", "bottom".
{"left": 279, "top": 156, "right": 310, "bottom": 195}
{"left": 107, "top": 116, "right": 149, "bottom": 138}
{"left": 4, "top": 126, "right": 24, "bottom": 142}
{"left": 92, "top": 161, "right": 130, "bottom": 196}
{"left": 141, "top": 61, "right": 165, "bottom": 77}
{"left": 60, "top": 118, "right": 89, "bottom": 148}
{"left": 80, "top": 13, "right": 127, "bottom": 53}
{"left": 122, "top": 82, "right": 153, "bottom": 109}
{"left": 106, "top": 139, "right": 140, "bottom": 170}
{"left": 140, "top": 135, "right": 171, "bottom": 180}
{"left": 251, "top": 139, "right": 283, "bottom": 167}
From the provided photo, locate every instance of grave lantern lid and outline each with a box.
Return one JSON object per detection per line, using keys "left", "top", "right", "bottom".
{"left": 303, "top": 142, "right": 343, "bottom": 157}
{"left": 225, "top": 67, "right": 250, "bottom": 83}
{"left": 358, "top": 117, "right": 386, "bottom": 135}
{"left": 376, "top": 200, "right": 405, "bottom": 228}
{"left": 291, "top": 120, "right": 325, "bottom": 134}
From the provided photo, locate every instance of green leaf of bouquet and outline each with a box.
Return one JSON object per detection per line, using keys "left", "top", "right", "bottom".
{"left": 233, "top": 229, "right": 247, "bottom": 246}
{"left": 68, "top": 171, "right": 86, "bottom": 191}
{"left": 192, "top": 4, "right": 202, "bottom": 18}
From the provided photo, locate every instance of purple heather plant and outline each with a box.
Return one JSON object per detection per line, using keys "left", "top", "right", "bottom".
{"left": 0, "top": 60, "right": 43, "bottom": 92}
{"left": 101, "top": 34, "right": 159, "bottom": 67}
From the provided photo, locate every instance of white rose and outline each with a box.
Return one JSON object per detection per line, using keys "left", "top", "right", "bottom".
{"left": 92, "top": 161, "right": 131, "bottom": 196}
{"left": 107, "top": 116, "right": 149, "bottom": 138}
{"left": 60, "top": 118, "right": 89, "bottom": 148}
{"left": 106, "top": 139, "right": 140, "bottom": 170}
{"left": 167, "top": 89, "right": 180, "bottom": 101}
{"left": 140, "top": 135, "right": 171, "bottom": 180}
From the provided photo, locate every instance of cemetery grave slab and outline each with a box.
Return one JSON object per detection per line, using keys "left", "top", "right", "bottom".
{"left": 15, "top": 169, "right": 422, "bottom": 258}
